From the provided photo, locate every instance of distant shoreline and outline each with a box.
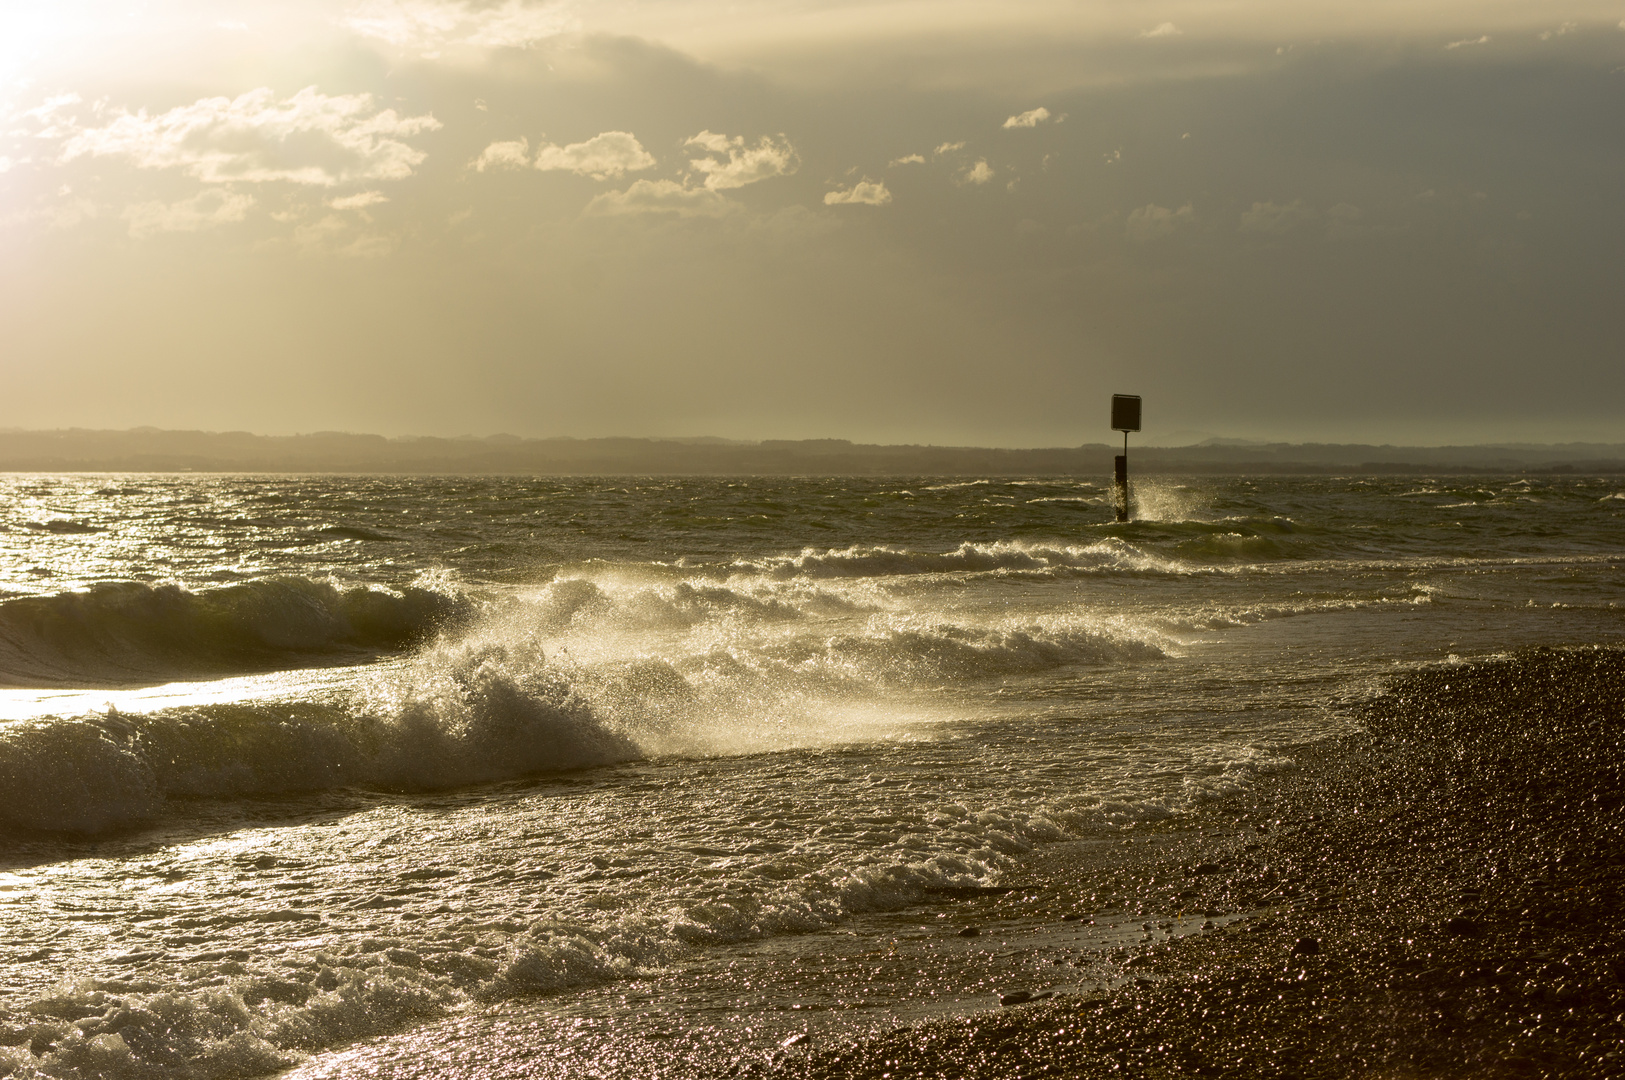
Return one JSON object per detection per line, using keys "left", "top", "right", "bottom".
{"left": 2, "top": 428, "right": 1623, "bottom": 476}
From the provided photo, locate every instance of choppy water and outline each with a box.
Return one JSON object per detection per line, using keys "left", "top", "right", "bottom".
{"left": 0, "top": 474, "right": 1620, "bottom": 1078}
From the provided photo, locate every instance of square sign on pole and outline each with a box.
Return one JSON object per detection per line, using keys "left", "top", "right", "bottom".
{"left": 1111, "top": 394, "right": 1142, "bottom": 433}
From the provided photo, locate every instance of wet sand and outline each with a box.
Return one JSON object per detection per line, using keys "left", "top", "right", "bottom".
{"left": 735, "top": 646, "right": 1625, "bottom": 1079}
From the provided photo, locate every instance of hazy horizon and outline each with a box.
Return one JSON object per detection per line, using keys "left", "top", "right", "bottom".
{"left": 7, "top": 422, "right": 1625, "bottom": 453}
{"left": 4, "top": 2, "right": 1624, "bottom": 446}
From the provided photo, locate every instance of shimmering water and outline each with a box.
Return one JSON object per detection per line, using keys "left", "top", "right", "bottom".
{"left": 0, "top": 474, "right": 1620, "bottom": 1078}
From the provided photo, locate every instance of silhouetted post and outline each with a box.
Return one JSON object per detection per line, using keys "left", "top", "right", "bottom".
{"left": 1111, "top": 394, "right": 1141, "bottom": 522}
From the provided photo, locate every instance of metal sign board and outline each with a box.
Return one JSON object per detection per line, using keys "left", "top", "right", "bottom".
{"left": 1111, "top": 394, "right": 1142, "bottom": 433}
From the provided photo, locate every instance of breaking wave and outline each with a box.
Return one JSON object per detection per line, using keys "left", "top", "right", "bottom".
{"left": 0, "top": 635, "right": 635, "bottom": 835}
{"left": 0, "top": 593, "right": 1171, "bottom": 835}
{"left": 735, "top": 539, "right": 1188, "bottom": 579}
{"left": 0, "top": 578, "right": 474, "bottom": 688}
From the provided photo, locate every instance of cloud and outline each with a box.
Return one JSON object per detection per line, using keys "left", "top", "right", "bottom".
{"left": 958, "top": 159, "right": 993, "bottom": 185}
{"left": 1124, "top": 202, "right": 1194, "bottom": 241}
{"left": 59, "top": 87, "right": 441, "bottom": 186}
{"left": 473, "top": 138, "right": 531, "bottom": 171}
{"left": 286, "top": 213, "right": 397, "bottom": 257}
{"left": 534, "top": 131, "right": 656, "bottom": 179}
{"left": 344, "top": 0, "right": 576, "bottom": 56}
{"left": 824, "top": 180, "right": 891, "bottom": 206}
{"left": 684, "top": 130, "right": 735, "bottom": 154}
{"left": 1142, "top": 22, "right": 1181, "bottom": 38}
{"left": 1239, "top": 199, "right": 1316, "bottom": 234}
{"left": 585, "top": 178, "right": 734, "bottom": 217}
{"left": 15, "top": 94, "right": 84, "bottom": 138}
{"left": 330, "top": 190, "right": 389, "bottom": 209}
{"left": 1445, "top": 35, "right": 1491, "bottom": 49}
{"left": 1003, "top": 107, "right": 1051, "bottom": 129}
{"left": 1537, "top": 23, "right": 1577, "bottom": 41}
{"left": 888, "top": 154, "right": 925, "bottom": 167}
{"left": 685, "top": 131, "right": 798, "bottom": 190}
{"left": 1325, "top": 201, "right": 1365, "bottom": 239}
{"left": 122, "top": 189, "right": 255, "bottom": 238}
{"left": 934, "top": 141, "right": 966, "bottom": 156}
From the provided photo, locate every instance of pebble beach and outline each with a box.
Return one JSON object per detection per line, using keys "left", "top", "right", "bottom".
{"left": 740, "top": 646, "right": 1625, "bottom": 1079}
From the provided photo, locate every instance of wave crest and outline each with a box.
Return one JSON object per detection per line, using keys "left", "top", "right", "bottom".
{"left": 0, "top": 578, "right": 474, "bottom": 687}
{"left": 0, "top": 635, "right": 640, "bottom": 834}
{"left": 736, "top": 539, "right": 1183, "bottom": 580}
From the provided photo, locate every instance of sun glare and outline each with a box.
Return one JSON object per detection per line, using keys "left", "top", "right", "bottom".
{"left": 2, "top": 4, "right": 105, "bottom": 87}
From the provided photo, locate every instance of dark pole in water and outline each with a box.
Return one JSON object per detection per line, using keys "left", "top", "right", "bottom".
{"left": 1111, "top": 394, "right": 1141, "bottom": 523}
{"left": 1115, "top": 431, "right": 1128, "bottom": 522}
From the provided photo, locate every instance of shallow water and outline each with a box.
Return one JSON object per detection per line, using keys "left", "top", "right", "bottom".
{"left": 0, "top": 474, "right": 1620, "bottom": 1077}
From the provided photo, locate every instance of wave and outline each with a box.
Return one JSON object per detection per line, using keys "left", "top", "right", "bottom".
{"left": 696, "top": 614, "right": 1170, "bottom": 693}
{"left": 0, "top": 738, "right": 1292, "bottom": 1080}
{"left": 314, "top": 524, "right": 408, "bottom": 542}
{"left": 735, "top": 539, "right": 1190, "bottom": 580}
{"left": 0, "top": 578, "right": 474, "bottom": 688}
{"left": 0, "top": 835, "right": 1021, "bottom": 1080}
{"left": 0, "top": 599, "right": 1170, "bottom": 835}
{"left": 729, "top": 525, "right": 1327, "bottom": 583}
{"left": 0, "top": 636, "right": 633, "bottom": 835}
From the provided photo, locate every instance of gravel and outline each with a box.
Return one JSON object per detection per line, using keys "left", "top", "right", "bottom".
{"left": 734, "top": 645, "right": 1625, "bottom": 1079}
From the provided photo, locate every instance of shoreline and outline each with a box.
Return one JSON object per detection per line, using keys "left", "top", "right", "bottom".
{"left": 731, "top": 646, "right": 1625, "bottom": 1079}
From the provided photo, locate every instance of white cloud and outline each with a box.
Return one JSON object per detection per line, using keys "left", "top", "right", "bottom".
{"left": 585, "top": 178, "right": 734, "bottom": 217}
{"left": 888, "top": 154, "right": 925, "bottom": 167}
{"left": 473, "top": 138, "right": 531, "bottom": 171}
{"left": 933, "top": 141, "right": 965, "bottom": 156}
{"left": 684, "top": 130, "right": 735, "bottom": 154}
{"left": 330, "top": 190, "right": 389, "bottom": 209}
{"left": 535, "top": 131, "right": 655, "bottom": 179}
{"left": 685, "top": 131, "right": 797, "bottom": 190}
{"left": 1124, "top": 202, "right": 1194, "bottom": 241}
{"left": 1142, "top": 22, "right": 1181, "bottom": 38}
{"left": 344, "top": 0, "right": 576, "bottom": 56}
{"left": 1445, "top": 35, "right": 1490, "bottom": 49}
{"left": 958, "top": 158, "right": 993, "bottom": 185}
{"left": 17, "top": 93, "right": 82, "bottom": 127}
{"left": 1537, "top": 23, "right": 1577, "bottom": 41}
{"left": 1003, "top": 107, "right": 1051, "bottom": 129}
{"left": 824, "top": 180, "right": 891, "bottom": 206}
{"left": 123, "top": 189, "right": 255, "bottom": 238}
{"left": 59, "top": 87, "right": 441, "bottom": 186}
{"left": 1240, "top": 199, "right": 1316, "bottom": 234}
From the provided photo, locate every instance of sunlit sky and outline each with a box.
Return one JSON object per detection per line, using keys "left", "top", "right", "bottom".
{"left": 3, "top": 1, "right": 1622, "bottom": 446}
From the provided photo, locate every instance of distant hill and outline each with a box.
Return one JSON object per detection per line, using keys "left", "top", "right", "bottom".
{"left": 0, "top": 428, "right": 1621, "bottom": 475}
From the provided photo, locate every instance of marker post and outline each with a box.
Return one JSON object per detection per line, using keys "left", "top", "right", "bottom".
{"left": 1111, "top": 394, "right": 1141, "bottom": 523}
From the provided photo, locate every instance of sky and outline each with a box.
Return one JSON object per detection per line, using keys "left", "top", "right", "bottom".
{"left": 1, "top": 1, "right": 1622, "bottom": 447}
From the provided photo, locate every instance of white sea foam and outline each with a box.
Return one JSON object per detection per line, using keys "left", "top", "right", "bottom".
{"left": 732, "top": 539, "right": 1189, "bottom": 580}
{"left": 0, "top": 739, "right": 1290, "bottom": 1079}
